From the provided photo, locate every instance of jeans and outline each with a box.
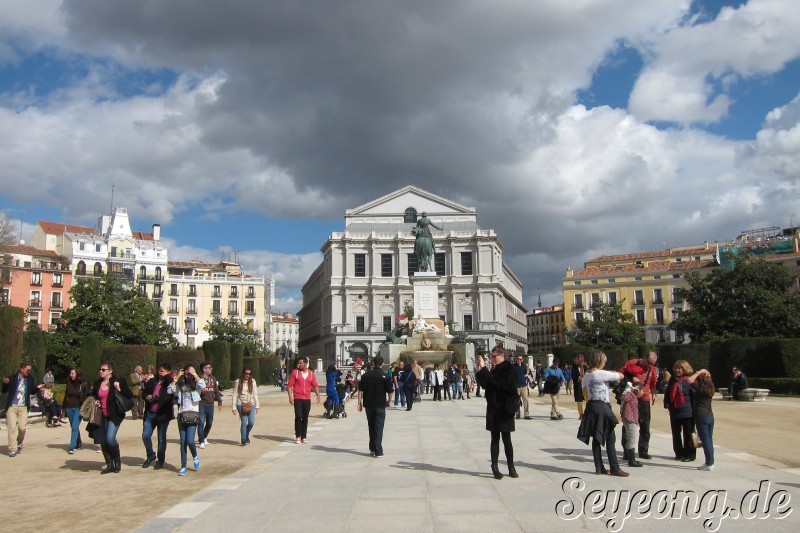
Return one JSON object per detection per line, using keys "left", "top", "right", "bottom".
{"left": 142, "top": 412, "right": 170, "bottom": 464}
{"left": 365, "top": 407, "right": 386, "bottom": 455}
{"left": 178, "top": 420, "right": 198, "bottom": 469}
{"left": 293, "top": 399, "right": 311, "bottom": 439}
{"left": 451, "top": 382, "right": 459, "bottom": 399}
{"left": 65, "top": 407, "right": 83, "bottom": 451}
{"left": 591, "top": 426, "right": 620, "bottom": 472}
{"left": 101, "top": 417, "right": 120, "bottom": 447}
{"left": 198, "top": 404, "right": 215, "bottom": 443}
{"left": 695, "top": 416, "right": 715, "bottom": 466}
{"left": 393, "top": 385, "right": 405, "bottom": 407}
{"left": 237, "top": 405, "right": 255, "bottom": 444}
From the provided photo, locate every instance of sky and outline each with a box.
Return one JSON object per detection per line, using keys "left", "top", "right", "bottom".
{"left": 1, "top": 0, "right": 799, "bottom": 313}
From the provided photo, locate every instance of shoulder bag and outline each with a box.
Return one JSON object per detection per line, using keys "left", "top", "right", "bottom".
{"left": 114, "top": 387, "right": 134, "bottom": 413}
{"left": 180, "top": 411, "right": 200, "bottom": 425}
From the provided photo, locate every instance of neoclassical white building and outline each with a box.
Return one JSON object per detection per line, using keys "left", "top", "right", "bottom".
{"left": 298, "top": 186, "right": 527, "bottom": 366}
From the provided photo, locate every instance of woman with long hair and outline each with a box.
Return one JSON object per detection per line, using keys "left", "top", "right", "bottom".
{"left": 168, "top": 364, "right": 204, "bottom": 476}
{"left": 142, "top": 363, "right": 174, "bottom": 470}
{"left": 692, "top": 369, "right": 715, "bottom": 471}
{"left": 577, "top": 351, "right": 628, "bottom": 477}
{"left": 92, "top": 361, "right": 133, "bottom": 473}
{"left": 232, "top": 367, "right": 259, "bottom": 446}
{"left": 475, "top": 345, "right": 520, "bottom": 479}
{"left": 571, "top": 354, "right": 587, "bottom": 420}
{"left": 61, "top": 368, "right": 89, "bottom": 453}
{"left": 663, "top": 360, "right": 700, "bottom": 462}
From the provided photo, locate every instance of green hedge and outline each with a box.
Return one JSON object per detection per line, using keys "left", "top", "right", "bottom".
{"left": 80, "top": 335, "right": 104, "bottom": 380}
{"left": 657, "top": 344, "right": 711, "bottom": 375}
{"left": 156, "top": 350, "right": 206, "bottom": 373}
{"left": 101, "top": 345, "right": 157, "bottom": 378}
{"left": 259, "top": 354, "right": 280, "bottom": 385}
{"left": 204, "top": 340, "right": 231, "bottom": 389}
{"left": 0, "top": 306, "right": 25, "bottom": 411}
{"left": 709, "top": 337, "right": 800, "bottom": 388}
{"left": 748, "top": 378, "right": 800, "bottom": 395}
{"left": 230, "top": 343, "right": 244, "bottom": 381}
{"left": 242, "top": 357, "right": 261, "bottom": 385}
{"left": 23, "top": 328, "right": 48, "bottom": 380}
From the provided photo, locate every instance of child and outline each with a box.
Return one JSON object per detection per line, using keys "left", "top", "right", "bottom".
{"left": 620, "top": 382, "right": 643, "bottom": 467}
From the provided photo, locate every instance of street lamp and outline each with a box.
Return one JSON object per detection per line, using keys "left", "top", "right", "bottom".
{"left": 185, "top": 318, "right": 191, "bottom": 348}
{"left": 595, "top": 328, "right": 600, "bottom": 349}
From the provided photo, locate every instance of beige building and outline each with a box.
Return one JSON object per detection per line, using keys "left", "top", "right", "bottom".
{"left": 265, "top": 312, "right": 299, "bottom": 357}
{"left": 527, "top": 303, "right": 565, "bottom": 355}
{"left": 298, "top": 185, "right": 526, "bottom": 367}
{"left": 563, "top": 245, "right": 718, "bottom": 344}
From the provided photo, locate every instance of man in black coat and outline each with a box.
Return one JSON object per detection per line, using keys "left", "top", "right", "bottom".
{"left": 475, "top": 345, "right": 520, "bottom": 479}
{"left": 357, "top": 356, "right": 393, "bottom": 457}
{"left": 2, "top": 362, "right": 45, "bottom": 457}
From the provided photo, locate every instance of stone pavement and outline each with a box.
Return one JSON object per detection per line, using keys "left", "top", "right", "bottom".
{"left": 138, "top": 389, "right": 800, "bottom": 532}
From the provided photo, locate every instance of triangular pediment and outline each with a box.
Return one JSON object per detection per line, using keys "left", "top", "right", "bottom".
{"left": 347, "top": 185, "right": 475, "bottom": 218}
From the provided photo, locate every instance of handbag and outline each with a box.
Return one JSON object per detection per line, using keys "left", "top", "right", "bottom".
{"left": 79, "top": 396, "right": 95, "bottom": 421}
{"left": 114, "top": 388, "right": 134, "bottom": 413}
{"left": 180, "top": 411, "right": 200, "bottom": 426}
{"left": 691, "top": 431, "right": 702, "bottom": 448}
{"left": 240, "top": 401, "right": 252, "bottom": 414}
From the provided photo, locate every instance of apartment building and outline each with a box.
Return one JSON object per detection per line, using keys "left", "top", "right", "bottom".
{"left": 1, "top": 244, "right": 73, "bottom": 331}
{"left": 527, "top": 303, "right": 565, "bottom": 355}
{"left": 265, "top": 312, "right": 299, "bottom": 356}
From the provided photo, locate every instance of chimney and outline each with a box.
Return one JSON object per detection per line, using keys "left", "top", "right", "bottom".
{"left": 152, "top": 224, "right": 161, "bottom": 241}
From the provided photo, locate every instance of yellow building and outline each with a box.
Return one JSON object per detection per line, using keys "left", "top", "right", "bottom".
{"left": 562, "top": 245, "right": 718, "bottom": 344}
{"left": 527, "top": 303, "right": 565, "bottom": 355}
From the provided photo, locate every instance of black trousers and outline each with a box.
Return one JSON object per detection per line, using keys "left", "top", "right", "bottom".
{"left": 433, "top": 385, "right": 442, "bottom": 401}
{"left": 404, "top": 384, "right": 416, "bottom": 410}
{"left": 490, "top": 430, "right": 513, "bottom": 466}
{"left": 670, "top": 415, "right": 696, "bottom": 460}
{"left": 293, "top": 399, "right": 311, "bottom": 439}
{"left": 638, "top": 398, "right": 651, "bottom": 454}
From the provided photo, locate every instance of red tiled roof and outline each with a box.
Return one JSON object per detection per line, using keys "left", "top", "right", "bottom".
{"left": 168, "top": 260, "right": 217, "bottom": 268}
{"left": 132, "top": 231, "right": 154, "bottom": 240}
{"left": 574, "top": 259, "right": 716, "bottom": 277}
{"left": 0, "top": 243, "right": 62, "bottom": 258}
{"left": 37, "top": 220, "right": 96, "bottom": 236}
{"left": 586, "top": 246, "right": 712, "bottom": 264}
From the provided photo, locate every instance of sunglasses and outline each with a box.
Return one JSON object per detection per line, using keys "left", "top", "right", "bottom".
{"left": 243, "top": 372, "right": 252, "bottom": 375}
{"left": 99, "top": 367, "right": 109, "bottom": 371}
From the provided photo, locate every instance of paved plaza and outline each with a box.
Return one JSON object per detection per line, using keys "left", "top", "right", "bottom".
{"left": 136, "top": 388, "right": 799, "bottom": 532}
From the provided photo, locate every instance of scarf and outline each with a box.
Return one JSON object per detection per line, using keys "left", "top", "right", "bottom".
{"left": 669, "top": 377, "right": 686, "bottom": 409}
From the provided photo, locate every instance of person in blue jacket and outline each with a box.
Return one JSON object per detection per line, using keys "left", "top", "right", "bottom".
{"left": 325, "top": 364, "right": 342, "bottom": 417}
{"left": 543, "top": 359, "right": 566, "bottom": 420}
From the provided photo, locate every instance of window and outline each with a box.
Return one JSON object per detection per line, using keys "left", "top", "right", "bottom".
{"left": 79, "top": 242, "right": 86, "bottom": 251}
{"left": 434, "top": 253, "right": 445, "bottom": 276}
{"left": 170, "top": 284, "right": 178, "bottom": 296}
{"left": 407, "top": 254, "right": 418, "bottom": 276}
{"left": 139, "top": 283, "right": 147, "bottom": 294}
{"left": 77, "top": 261, "right": 86, "bottom": 275}
{"left": 31, "top": 272, "right": 42, "bottom": 286}
{"left": 212, "top": 300, "right": 221, "bottom": 314}
{"left": 576, "top": 312, "right": 584, "bottom": 322}
{"left": 52, "top": 273, "right": 62, "bottom": 287}
{"left": 30, "top": 290, "right": 41, "bottom": 306}
{"left": 672, "top": 288, "right": 681, "bottom": 303}
{"left": 382, "top": 315, "right": 392, "bottom": 332}
{"left": 655, "top": 308, "right": 665, "bottom": 325}
{"left": 230, "top": 286, "right": 238, "bottom": 297}
{"left": 51, "top": 293, "right": 62, "bottom": 308}
{"left": 653, "top": 275, "right": 661, "bottom": 280}
{"left": 189, "top": 284, "right": 197, "bottom": 296}
{"left": 574, "top": 294, "right": 583, "bottom": 309}
{"left": 213, "top": 285, "right": 221, "bottom": 297}
{"left": 169, "top": 317, "right": 177, "bottom": 332}
{"left": 608, "top": 278, "right": 615, "bottom": 283}
{"left": 169, "top": 299, "right": 178, "bottom": 313}
{"left": 591, "top": 279, "right": 598, "bottom": 284}
{"left": 111, "top": 246, "right": 117, "bottom": 257}
{"left": 247, "top": 286, "right": 255, "bottom": 297}
{"left": 93, "top": 262, "right": 103, "bottom": 276}
{"left": 354, "top": 254, "right": 366, "bottom": 277}
{"left": 653, "top": 288, "right": 663, "bottom": 304}
{"left": 153, "top": 285, "right": 162, "bottom": 298}
{"left": 460, "top": 252, "right": 473, "bottom": 275}
{"left": 155, "top": 267, "right": 162, "bottom": 279}
{"left": 608, "top": 291, "right": 617, "bottom": 305}
{"left": 634, "top": 276, "right": 642, "bottom": 281}
{"left": 381, "top": 254, "right": 393, "bottom": 277}
{"left": 591, "top": 292, "right": 600, "bottom": 305}
{"left": 463, "top": 314, "right": 473, "bottom": 330}
{"left": 95, "top": 243, "right": 102, "bottom": 252}
{"left": 404, "top": 208, "right": 418, "bottom": 223}
{"left": 228, "top": 301, "right": 238, "bottom": 315}
{"left": 0, "top": 289, "right": 9, "bottom": 304}
{"left": 245, "top": 300, "right": 255, "bottom": 314}
{"left": 634, "top": 290, "right": 644, "bottom": 305}
{"left": 139, "top": 266, "right": 146, "bottom": 278}
{"left": 573, "top": 280, "right": 581, "bottom": 285}
{"left": 187, "top": 299, "right": 196, "bottom": 313}
{"left": 355, "top": 316, "right": 365, "bottom": 332}
{"left": 636, "top": 309, "right": 645, "bottom": 325}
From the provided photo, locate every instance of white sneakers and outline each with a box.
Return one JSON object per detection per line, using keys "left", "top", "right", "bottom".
{"left": 698, "top": 464, "right": 715, "bottom": 471}
{"left": 295, "top": 438, "right": 301, "bottom": 444}
{"left": 199, "top": 441, "right": 207, "bottom": 449}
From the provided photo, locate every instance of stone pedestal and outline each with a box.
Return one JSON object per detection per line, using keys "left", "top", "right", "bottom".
{"left": 411, "top": 272, "right": 440, "bottom": 319}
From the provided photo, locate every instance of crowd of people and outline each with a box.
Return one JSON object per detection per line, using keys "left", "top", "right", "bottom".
{"left": 4, "top": 349, "right": 734, "bottom": 481}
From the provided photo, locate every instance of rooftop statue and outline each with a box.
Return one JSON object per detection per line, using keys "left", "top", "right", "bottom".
{"left": 412, "top": 211, "right": 442, "bottom": 273}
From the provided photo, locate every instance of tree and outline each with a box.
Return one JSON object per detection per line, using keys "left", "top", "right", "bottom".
{"left": 204, "top": 316, "right": 263, "bottom": 356}
{"left": 47, "top": 275, "right": 173, "bottom": 373}
{"left": 674, "top": 256, "right": 800, "bottom": 343}
{"left": 0, "top": 211, "right": 15, "bottom": 246}
{"left": 566, "top": 301, "right": 643, "bottom": 352}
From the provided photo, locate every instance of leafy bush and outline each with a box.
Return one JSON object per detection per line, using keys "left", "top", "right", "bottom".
{"left": 23, "top": 327, "right": 48, "bottom": 380}
{"left": 748, "top": 378, "right": 800, "bottom": 395}
{"left": 204, "top": 340, "right": 231, "bottom": 389}
{"left": 101, "top": 345, "right": 157, "bottom": 378}
{"left": 230, "top": 343, "right": 244, "bottom": 381}
{"left": 709, "top": 337, "right": 798, "bottom": 388}
{"left": 657, "top": 344, "right": 711, "bottom": 375}
{"left": 80, "top": 335, "right": 104, "bottom": 379}
{"left": 0, "top": 306, "right": 24, "bottom": 411}
{"left": 156, "top": 350, "right": 205, "bottom": 373}
{"left": 242, "top": 357, "right": 261, "bottom": 385}
{"left": 259, "top": 354, "right": 280, "bottom": 385}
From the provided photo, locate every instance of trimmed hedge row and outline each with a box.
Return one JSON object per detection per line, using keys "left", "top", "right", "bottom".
{"left": 657, "top": 344, "right": 711, "bottom": 376}
{"left": 156, "top": 350, "right": 206, "bottom": 372}
{"left": 80, "top": 335, "right": 104, "bottom": 380}
{"left": 22, "top": 328, "right": 47, "bottom": 380}
{"left": 242, "top": 357, "right": 261, "bottom": 385}
{"left": 0, "top": 306, "right": 24, "bottom": 411}
{"left": 204, "top": 340, "right": 231, "bottom": 389}
{"left": 101, "top": 345, "right": 157, "bottom": 376}
{"left": 259, "top": 354, "right": 280, "bottom": 385}
{"left": 230, "top": 343, "right": 244, "bottom": 382}
{"left": 748, "top": 378, "right": 800, "bottom": 395}
{"left": 709, "top": 337, "right": 800, "bottom": 388}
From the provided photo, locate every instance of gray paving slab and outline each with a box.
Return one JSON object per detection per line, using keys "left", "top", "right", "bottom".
{"left": 135, "top": 391, "right": 800, "bottom": 532}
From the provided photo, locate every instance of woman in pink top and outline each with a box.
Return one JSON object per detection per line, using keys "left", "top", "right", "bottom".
{"left": 287, "top": 357, "right": 321, "bottom": 444}
{"left": 92, "top": 361, "right": 133, "bottom": 474}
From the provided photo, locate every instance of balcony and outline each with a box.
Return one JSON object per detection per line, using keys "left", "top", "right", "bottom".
{"left": 229, "top": 290, "right": 239, "bottom": 298}
{"left": 653, "top": 297, "right": 664, "bottom": 305}
{"left": 52, "top": 282, "right": 63, "bottom": 288}
{"left": 187, "top": 328, "right": 197, "bottom": 335}
{"left": 169, "top": 289, "right": 178, "bottom": 296}
{"left": 228, "top": 309, "right": 239, "bottom": 316}
{"left": 137, "top": 274, "right": 164, "bottom": 282}
{"left": 28, "top": 299, "right": 42, "bottom": 309}
{"left": 633, "top": 298, "right": 645, "bottom": 306}
{"left": 212, "top": 291, "right": 221, "bottom": 298}
{"left": 50, "top": 301, "right": 63, "bottom": 310}
{"left": 211, "top": 309, "right": 221, "bottom": 315}
{"left": 31, "top": 280, "right": 42, "bottom": 287}
{"left": 186, "top": 308, "right": 197, "bottom": 315}
{"left": 168, "top": 307, "right": 179, "bottom": 314}
{"left": 573, "top": 302, "right": 584, "bottom": 309}
{"left": 245, "top": 309, "right": 256, "bottom": 316}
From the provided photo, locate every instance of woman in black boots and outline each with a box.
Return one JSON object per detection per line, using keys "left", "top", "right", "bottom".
{"left": 475, "top": 344, "right": 520, "bottom": 479}
{"left": 93, "top": 361, "right": 133, "bottom": 473}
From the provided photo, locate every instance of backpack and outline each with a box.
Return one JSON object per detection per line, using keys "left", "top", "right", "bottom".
{"left": 612, "top": 376, "right": 630, "bottom": 405}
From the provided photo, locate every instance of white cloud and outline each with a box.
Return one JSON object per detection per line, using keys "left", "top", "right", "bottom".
{"left": 630, "top": 0, "right": 800, "bottom": 123}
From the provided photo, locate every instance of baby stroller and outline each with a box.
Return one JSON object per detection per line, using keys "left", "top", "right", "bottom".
{"left": 323, "top": 381, "right": 349, "bottom": 419}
